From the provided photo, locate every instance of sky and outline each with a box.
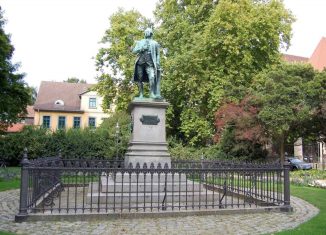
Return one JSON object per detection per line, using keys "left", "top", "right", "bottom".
{"left": 0, "top": 0, "right": 326, "bottom": 89}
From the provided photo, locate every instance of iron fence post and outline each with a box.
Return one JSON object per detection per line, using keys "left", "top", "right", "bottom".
{"left": 201, "top": 154, "right": 205, "bottom": 181}
{"left": 15, "top": 148, "right": 30, "bottom": 222}
{"left": 283, "top": 161, "right": 291, "bottom": 207}
{"left": 115, "top": 122, "right": 120, "bottom": 160}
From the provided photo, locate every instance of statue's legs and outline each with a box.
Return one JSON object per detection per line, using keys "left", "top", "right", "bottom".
{"left": 155, "top": 74, "right": 161, "bottom": 99}
{"left": 138, "top": 81, "right": 144, "bottom": 98}
{"left": 145, "top": 66, "right": 156, "bottom": 98}
{"left": 136, "top": 64, "right": 145, "bottom": 98}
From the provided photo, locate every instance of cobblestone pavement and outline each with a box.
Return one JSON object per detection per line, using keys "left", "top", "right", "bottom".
{"left": 0, "top": 189, "right": 319, "bottom": 235}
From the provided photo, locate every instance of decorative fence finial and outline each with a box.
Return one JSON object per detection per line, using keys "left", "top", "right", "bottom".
{"left": 21, "top": 147, "right": 30, "bottom": 166}
{"left": 58, "top": 149, "right": 62, "bottom": 158}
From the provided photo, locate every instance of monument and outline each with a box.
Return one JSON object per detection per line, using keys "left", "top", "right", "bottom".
{"left": 132, "top": 27, "right": 161, "bottom": 99}
{"left": 88, "top": 28, "right": 211, "bottom": 208}
{"left": 124, "top": 28, "right": 171, "bottom": 168}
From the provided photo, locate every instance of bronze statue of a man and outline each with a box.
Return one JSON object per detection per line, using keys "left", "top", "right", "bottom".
{"left": 133, "top": 28, "right": 161, "bottom": 99}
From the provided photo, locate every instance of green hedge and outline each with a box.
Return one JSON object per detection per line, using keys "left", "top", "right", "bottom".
{"left": 0, "top": 112, "right": 131, "bottom": 166}
{"left": 168, "top": 136, "right": 267, "bottom": 161}
{"left": 0, "top": 110, "right": 268, "bottom": 165}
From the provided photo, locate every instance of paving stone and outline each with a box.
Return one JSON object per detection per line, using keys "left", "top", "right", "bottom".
{"left": 0, "top": 189, "right": 319, "bottom": 235}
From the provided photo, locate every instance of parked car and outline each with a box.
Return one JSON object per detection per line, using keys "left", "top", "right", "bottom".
{"left": 287, "top": 157, "right": 312, "bottom": 170}
{"left": 303, "top": 156, "right": 314, "bottom": 163}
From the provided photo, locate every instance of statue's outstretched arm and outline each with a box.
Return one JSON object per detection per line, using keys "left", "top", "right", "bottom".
{"left": 132, "top": 41, "right": 142, "bottom": 54}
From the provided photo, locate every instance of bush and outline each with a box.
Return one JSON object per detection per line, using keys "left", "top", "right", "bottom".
{"left": 99, "top": 111, "right": 131, "bottom": 157}
{"left": 0, "top": 112, "right": 131, "bottom": 166}
{"left": 168, "top": 134, "right": 268, "bottom": 162}
{"left": 217, "top": 127, "right": 268, "bottom": 161}
{"left": 168, "top": 137, "right": 225, "bottom": 161}
{"left": 0, "top": 126, "right": 49, "bottom": 165}
{"left": 290, "top": 170, "right": 326, "bottom": 187}
{"left": 0, "top": 167, "right": 20, "bottom": 181}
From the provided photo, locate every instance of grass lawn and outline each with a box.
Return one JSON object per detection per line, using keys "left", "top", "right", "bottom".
{"left": 0, "top": 179, "right": 20, "bottom": 192}
{"left": 0, "top": 167, "right": 20, "bottom": 192}
{"left": 0, "top": 231, "right": 16, "bottom": 235}
{"left": 276, "top": 185, "right": 326, "bottom": 235}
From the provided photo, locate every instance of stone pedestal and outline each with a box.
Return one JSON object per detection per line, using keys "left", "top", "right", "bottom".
{"left": 124, "top": 99, "right": 171, "bottom": 167}
{"left": 87, "top": 99, "right": 213, "bottom": 208}
{"left": 87, "top": 174, "right": 211, "bottom": 206}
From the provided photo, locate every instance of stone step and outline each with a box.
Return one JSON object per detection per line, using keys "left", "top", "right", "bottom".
{"left": 87, "top": 190, "right": 218, "bottom": 204}
{"left": 125, "top": 151, "right": 171, "bottom": 157}
{"left": 127, "top": 141, "right": 169, "bottom": 150}
{"left": 86, "top": 203, "right": 221, "bottom": 211}
{"left": 99, "top": 180, "right": 202, "bottom": 193}
{"left": 102, "top": 173, "right": 188, "bottom": 183}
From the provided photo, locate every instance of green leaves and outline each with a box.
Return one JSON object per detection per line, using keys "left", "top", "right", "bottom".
{"left": 249, "top": 62, "right": 325, "bottom": 161}
{"left": 95, "top": 9, "right": 152, "bottom": 111}
{"left": 215, "top": 62, "right": 325, "bottom": 161}
{"left": 252, "top": 63, "right": 314, "bottom": 137}
{"left": 0, "top": 7, "right": 30, "bottom": 131}
{"left": 95, "top": 1, "right": 294, "bottom": 146}
{"left": 0, "top": 112, "right": 131, "bottom": 165}
{"left": 155, "top": 0, "right": 293, "bottom": 145}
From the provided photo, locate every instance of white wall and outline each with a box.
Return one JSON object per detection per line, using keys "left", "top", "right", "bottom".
{"left": 80, "top": 91, "right": 110, "bottom": 127}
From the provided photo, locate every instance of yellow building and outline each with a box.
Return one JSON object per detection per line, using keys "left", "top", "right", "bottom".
{"left": 34, "top": 81, "right": 110, "bottom": 130}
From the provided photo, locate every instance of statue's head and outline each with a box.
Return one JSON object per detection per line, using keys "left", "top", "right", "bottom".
{"left": 144, "top": 28, "right": 153, "bottom": 39}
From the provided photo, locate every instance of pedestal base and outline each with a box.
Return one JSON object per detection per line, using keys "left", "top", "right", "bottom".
{"left": 125, "top": 99, "right": 171, "bottom": 167}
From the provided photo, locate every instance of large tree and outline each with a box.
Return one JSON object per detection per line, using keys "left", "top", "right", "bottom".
{"left": 95, "top": 0, "right": 294, "bottom": 146}
{"left": 303, "top": 69, "right": 326, "bottom": 141}
{"left": 250, "top": 62, "right": 322, "bottom": 162}
{"left": 155, "top": 0, "right": 294, "bottom": 145}
{"left": 0, "top": 7, "right": 30, "bottom": 131}
{"left": 215, "top": 63, "right": 325, "bottom": 162}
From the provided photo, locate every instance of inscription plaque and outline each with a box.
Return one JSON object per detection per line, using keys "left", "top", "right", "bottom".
{"left": 140, "top": 115, "right": 160, "bottom": 125}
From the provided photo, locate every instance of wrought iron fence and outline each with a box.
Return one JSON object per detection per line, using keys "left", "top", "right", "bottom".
{"left": 15, "top": 151, "right": 291, "bottom": 222}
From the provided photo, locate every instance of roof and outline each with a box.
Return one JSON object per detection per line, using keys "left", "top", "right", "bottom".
{"left": 34, "top": 81, "right": 94, "bottom": 112}
{"left": 309, "top": 37, "right": 326, "bottom": 71}
{"left": 6, "top": 123, "right": 25, "bottom": 133}
{"left": 282, "top": 54, "right": 309, "bottom": 63}
{"left": 282, "top": 37, "right": 326, "bottom": 71}
{"left": 26, "top": 105, "right": 35, "bottom": 118}
{"left": 3, "top": 106, "right": 34, "bottom": 133}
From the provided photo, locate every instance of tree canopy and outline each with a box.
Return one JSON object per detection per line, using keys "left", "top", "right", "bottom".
{"left": 64, "top": 77, "right": 87, "bottom": 84}
{"left": 156, "top": 0, "right": 294, "bottom": 145}
{"left": 302, "top": 69, "right": 326, "bottom": 141}
{"left": 0, "top": 7, "right": 30, "bottom": 131}
{"left": 95, "top": 0, "right": 294, "bottom": 146}
{"left": 215, "top": 62, "right": 325, "bottom": 162}
{"left": 253, "top": 63, "right": 315, "bottom": 161}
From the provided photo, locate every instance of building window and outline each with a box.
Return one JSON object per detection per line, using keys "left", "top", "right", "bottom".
{"left": 42, "top": 116, "right": 50, "bottom": 128}
{"left": 73, "top": 117, "right": 81, "bottom": 128}
{"left": 88, "top": 117, "right": 96, "bottom": 128}
{"left": 58, "top": 116, "right": 66, "bottom": 129}
{"left": 89, "top": 98, "right": 97, "bottom": 109}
